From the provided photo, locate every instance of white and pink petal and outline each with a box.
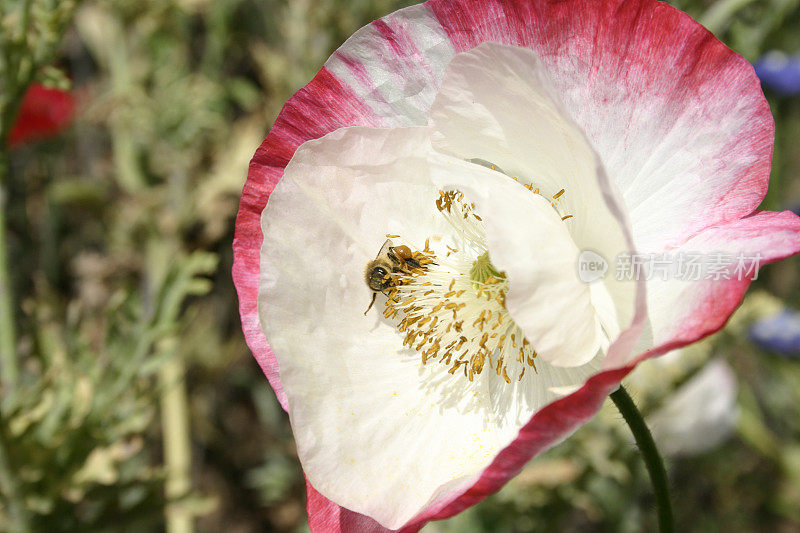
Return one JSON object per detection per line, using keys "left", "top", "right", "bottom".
{"left": 428, "top": 0, "right": 773, "bottom": 253}
{"left": 234, "top": 67, "right": 388, "bottom": 408}
{"left": 644, "top": 210, "right": 800, "bottom": 356}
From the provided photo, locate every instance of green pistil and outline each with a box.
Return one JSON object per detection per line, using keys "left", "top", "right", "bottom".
{"left": 470, "top": 252, "right": 505, "bottom": 285}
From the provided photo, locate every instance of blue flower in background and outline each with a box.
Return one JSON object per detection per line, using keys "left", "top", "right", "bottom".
{"left": 750, "top": 309, "right": 800, "bottom": 358}
{"left": 754, "top": 51, "right": 800, "bottom": 96}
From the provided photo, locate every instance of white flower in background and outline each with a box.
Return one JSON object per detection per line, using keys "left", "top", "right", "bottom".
{"left": 626, "top": 351, "right": 738, "bottom": 456}
{"left": 647, "top": 359, "right": 738, "bottom": 456}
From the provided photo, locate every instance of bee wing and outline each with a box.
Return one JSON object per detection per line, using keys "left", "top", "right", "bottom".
{"left": 375, "top": 238, "right": 394, "bottom": 260}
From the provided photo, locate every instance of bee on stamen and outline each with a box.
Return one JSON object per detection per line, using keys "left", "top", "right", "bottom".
{"left": 364, "top": 239, "right": 430, "bottom": 315}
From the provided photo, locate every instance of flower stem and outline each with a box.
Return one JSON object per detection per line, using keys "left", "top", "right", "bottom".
{"left": 0, "top": 153, "right": 18, "bottom": 388}
{"left": 159, "top": 348, "right": 194, "bottom": 533}
{"left": 610, "top": 385, "right": 674, "bottom": 533}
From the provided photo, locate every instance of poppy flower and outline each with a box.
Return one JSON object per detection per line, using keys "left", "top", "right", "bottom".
{"left": 233, "top": 0, "right": 800, "bottom": 530}
{"left": 7, "top": 84, "right": 75, "bottom": 147}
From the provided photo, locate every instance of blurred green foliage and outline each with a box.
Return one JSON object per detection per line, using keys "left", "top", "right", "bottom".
{"left": 0, "top": 0, "right": 799, "bottom": 531}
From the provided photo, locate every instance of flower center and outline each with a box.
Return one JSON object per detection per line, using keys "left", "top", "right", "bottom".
{"left": 382, "top": 186, "right": 569, "bottom": 384}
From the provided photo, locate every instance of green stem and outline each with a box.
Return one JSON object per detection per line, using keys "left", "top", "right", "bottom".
{"left": 610, "top": 386, "right": 674, "bottom": 533}
{"left": 0, "top": 153, "right": 17, "bottom": 388}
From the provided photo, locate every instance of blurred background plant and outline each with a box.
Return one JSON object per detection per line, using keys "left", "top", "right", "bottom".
{"left": 0, "top": 0, "right": 798, "bottom": 531}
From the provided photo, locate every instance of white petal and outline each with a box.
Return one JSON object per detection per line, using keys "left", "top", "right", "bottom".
{"left": 427, "top": 42, "right": 639, "bottom": 365}
{"left": 427, "top": 154, "right": 603, "bottom": 368}
{"left": 259, "top": 125, "right": 603, "bottom": 528}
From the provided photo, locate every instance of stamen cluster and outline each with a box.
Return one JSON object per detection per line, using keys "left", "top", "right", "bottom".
{"left": 383, "top": 191, "right": 539, "bottom": 383}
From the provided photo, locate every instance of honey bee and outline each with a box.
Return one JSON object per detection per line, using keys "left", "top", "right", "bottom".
{"left": 363, "top": 239, "right": 424, "bottom": 315}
